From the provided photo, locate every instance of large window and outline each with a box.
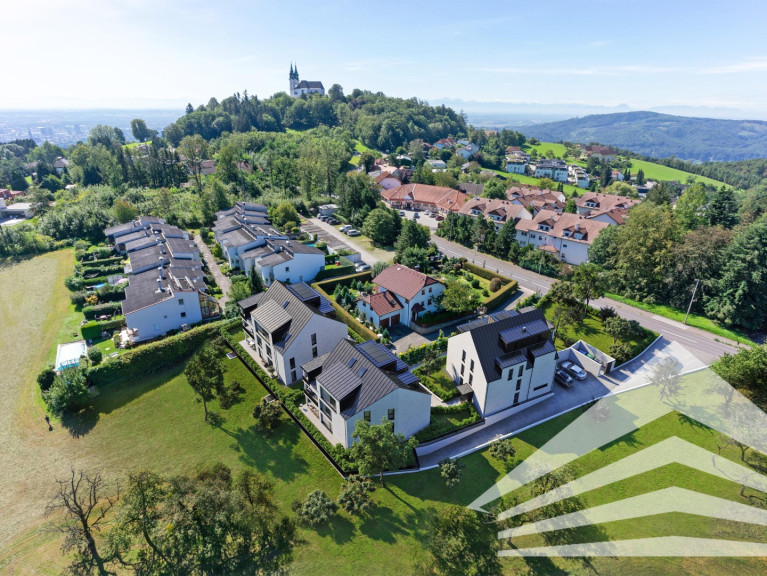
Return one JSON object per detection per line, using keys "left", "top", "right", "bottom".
{"left": 320, "top": 387, "right": 336, "bottom": 411}
{"left": 311, "top": 333, "right": 317, "bottom": 345}
{"left": 388, "top": 408, "right": 395, "bottom": 420}
{"left": 289, "top": 357, "right": 296, "bottom": 369}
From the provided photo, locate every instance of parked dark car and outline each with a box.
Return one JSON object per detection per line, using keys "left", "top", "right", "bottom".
{"left": 327, "top": 218, "right": 338, "bottom": 225}
{"left": 554, "top": 369, "right": 574, "bottom": 388}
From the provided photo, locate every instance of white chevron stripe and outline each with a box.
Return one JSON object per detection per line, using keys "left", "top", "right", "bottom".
{"left": 499, "top": 536, "right": 767, "bottom": 557}
{"left": 499, "top": 486, "right": 767, "bottom": 538}
{"left": 497, "top": 436, "right": 767, "bottom": 522}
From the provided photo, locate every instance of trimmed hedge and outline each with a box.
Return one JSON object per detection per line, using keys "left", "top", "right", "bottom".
{"left": 399, "top": 336, "right": 448, "bottom": 364}
{"left": 415, "top": 402, "right": 481, "bottom": 443}
{"left": 312, "top": 275, "right": 378, "bottom": 342}
{"left": 219, "top": 324, "right": 354, "bottom": 472}
{"left": 87, "top": 321, "right": 225, "bottom": 386}
{"left": 82, "top": 302, "right": 123, "bottom": 320}
{"left": 80, "top": 256, "right": 124, "bottom": 268}
{"left": 483, "top": 279, "right": 519, "bottom": 311}
{"left": 314, "top": 271, "right": 373, "bottom": 294}
{"left": 79, "top": 264, "right": 124, "bottom": 278}
{"left": 81, "top": 317, "right": 125, "bottom": 340}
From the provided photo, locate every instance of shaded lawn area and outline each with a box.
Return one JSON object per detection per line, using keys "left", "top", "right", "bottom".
{"left": 414, "top": 366, "right": 459, "bottom": 401}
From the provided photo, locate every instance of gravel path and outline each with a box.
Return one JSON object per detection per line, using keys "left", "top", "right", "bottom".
{"left": 194, "top": 234, "right": 231, "bottom": 306}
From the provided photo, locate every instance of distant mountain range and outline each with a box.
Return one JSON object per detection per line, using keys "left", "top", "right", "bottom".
{"left": 501, "top": 111, "right": 767, "bottom": 162}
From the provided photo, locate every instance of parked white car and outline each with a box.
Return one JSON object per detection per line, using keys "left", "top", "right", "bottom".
{"left": 347, "top": 229, "right": 361, "bottom": 237}
{"left": 356, "top": 263, "right": 371, "bottom": 272}
{"left": 339, "top": 224, "right": 353, "bottom": 232}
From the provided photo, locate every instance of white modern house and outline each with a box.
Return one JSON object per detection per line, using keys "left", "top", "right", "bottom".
{"left": 515, "top": 210, "right": 610, "bottom": 265}
{"left": 456, "top": 143, "right": 479, "bottom": 159}
{"left": 246, "top": 239, "right": 326, "bottom": 286}
{"left": 505, "top": 155, "right": 528, "bottom": 174}
{"left": 357, "top": 265, "right": 445, "bottom": 327}
{"left": 245, "top": 281, "right": 348, "bottom": 385}
{"left": 446, "top": 309, "right": 557, "bottom": 417}
{"left": 534, "top": 159, "right": 569, "bottom": 182}
{"left": 301, "top": 339, "right": 431, "bottom": 448}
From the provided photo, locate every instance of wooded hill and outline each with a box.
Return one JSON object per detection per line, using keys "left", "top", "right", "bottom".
{"left": 516, "top": 111, "right": 767, "bottom": 162}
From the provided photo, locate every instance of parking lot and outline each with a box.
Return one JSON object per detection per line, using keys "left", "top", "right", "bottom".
{"left": 301, "top": 220, "right": 354, "bottom": 253}
{"left": 397, "top": 208, "right": 442, "bottom": 230}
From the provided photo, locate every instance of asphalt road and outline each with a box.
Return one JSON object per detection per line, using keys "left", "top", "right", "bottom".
{"left": 431, "top": 235, "right": 741, "bottom": 364}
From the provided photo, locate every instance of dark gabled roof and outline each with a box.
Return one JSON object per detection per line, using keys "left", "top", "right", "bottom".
{"left": 249, "top": 281, "right": 338, "bottom": 353}
{"left": 457, "top": 308, "right": 553, "bottom": 381}
{"left": 128, "top": 244, "right": 167, "bottom": 272}
{"left": 314, "top": 339, "right": 428, "bottom": 419}
{"left": 104, "top": 221, "right": 137, "bottom": 237}
{"left": 237, "top": 293, "right": 264, "bottom": 311}
{"left": 257, "top": 251, "right": 292, "bottom": 267}
{"left": 240, "top": 245, "right": 272, "bottom": 260}
{"left": 251, "top": 299, "right": 292, "bottom": 333}
{"left": 220, "top": 227, "right": 257, "bottom": 248}
{"left": 296, "top": 80, "right": 324, "bottom": 89}
{"left": 123, "top": 235, "right": 161, "bottom": 253}
{"left": 122, "top": 268, "right": 199, "bottom": 315}
{"left": 458, "top": 182, "right": 485, "bottom": 196}
{"left": 301, "top": 352, "right": 329, "bottom": 374}
{"left": 117, "top": 230, "right": 152, "bottom": 245}
{"left": 165, "top": 237, "right": 198, "bottom": 256}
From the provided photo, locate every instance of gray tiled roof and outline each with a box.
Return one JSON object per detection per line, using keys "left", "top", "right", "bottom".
{"left": 248, "top": 281, "right": 338, "bottom": 353}
{"left": 251, "top": 299, "right": 292, "bottom": 333}
{"left": 457, "top": 308, "right": 553, "bottom": 381}
{"left": 301, "top": 352, "right": 329, "bottom": 374}
{"left": 237, "top": 293, "right": 264, "bottom": 311}
{"left": 220, "top": 227, "right": 257, "bottom": 248}
{"left": 123, "top": 235, "right": 161, "bottom": 253}
{"left": 314, "top": 339, "right": 428, "bottom": 419}
{"left": 128, "top": 245, "right": 167, "bottom": 273}
{"left": 122, "top": 269, "right": 198, "bottom": 315}
{"left": 165, "top": 237, "right": 198, "bottom": 257}
{"left": 257, "top": 251, "right": 291, "bottom": 267}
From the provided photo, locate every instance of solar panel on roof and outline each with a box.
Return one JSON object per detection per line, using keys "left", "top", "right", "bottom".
{"left": 357, "top": 341, "right": 394, "bottom": 367}
{"left": 397, "top": 371, "right": 418, "bottom": 385}
{"left": 287, "top": 282, "right": 318, "bottom": 302}
{"left": 282, "top": 300, "right": 289, "bottom": 309}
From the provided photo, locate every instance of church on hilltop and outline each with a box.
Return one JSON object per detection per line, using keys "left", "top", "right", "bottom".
{"left": 289, "top": 63, "right": 325, "bottom": 98}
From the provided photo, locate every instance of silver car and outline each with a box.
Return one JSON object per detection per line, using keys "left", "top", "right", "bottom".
{"left": 559, "top": 360, "right": 587, "bottom": 381}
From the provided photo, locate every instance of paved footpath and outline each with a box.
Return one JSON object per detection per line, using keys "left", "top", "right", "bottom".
{"left": 194, "top": 234, "right": 231, "bottom": 306}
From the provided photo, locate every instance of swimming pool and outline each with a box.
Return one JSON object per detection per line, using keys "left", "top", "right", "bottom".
{"left": 55, "top": 340, "right": 88, "bottom": 371}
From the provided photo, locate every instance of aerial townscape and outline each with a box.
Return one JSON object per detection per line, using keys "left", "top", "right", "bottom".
{"left": 2, "top": 2, "right": 767, "bottom": 575}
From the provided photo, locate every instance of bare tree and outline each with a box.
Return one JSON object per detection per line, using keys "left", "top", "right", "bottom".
{"left": 46, "top": 469, "right": 118, "bottom": 576}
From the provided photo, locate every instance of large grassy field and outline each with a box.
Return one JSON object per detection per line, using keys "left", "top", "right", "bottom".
{"left": 626, "top": 157, "right": 726, "bottom": 188}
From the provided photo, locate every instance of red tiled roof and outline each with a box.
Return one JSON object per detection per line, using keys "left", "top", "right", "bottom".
{"left": 375, "top": 171, "right": 400, "bottom": 185}
{"left": 576, "top": 192, "right": 639, "bottom": 214}
{"left": 360, "top": 291, "right": 403, "bottom": 317}
{"left": 380, "top": 183, "right": 470, "bottom": 212}
{"left": 373, "top": 265, "right": 442, "bottom": 301}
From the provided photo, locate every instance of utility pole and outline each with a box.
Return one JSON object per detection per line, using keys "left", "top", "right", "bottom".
{"left": 684, "top": 278, "right": 700, "bottom": 325}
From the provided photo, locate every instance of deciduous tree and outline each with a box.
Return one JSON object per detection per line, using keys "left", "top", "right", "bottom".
{"left": 184, "top": 345, "right": 224, "bottom": 422}
{"left": 349, "top": 418, "right": 418, "bottom": 485}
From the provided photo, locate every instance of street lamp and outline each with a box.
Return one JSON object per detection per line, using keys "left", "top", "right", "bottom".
{"left": 684, "top": 279, "right": 700, "bottom": 325}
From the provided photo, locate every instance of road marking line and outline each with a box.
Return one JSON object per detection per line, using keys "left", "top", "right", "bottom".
{"left": 651, "top": 315, "right": 689, "bottom": 330}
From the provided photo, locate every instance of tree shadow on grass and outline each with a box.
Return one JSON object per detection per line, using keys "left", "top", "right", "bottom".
{"left": 314, "top": 514, "right": 355, "bottom": 545}
{"left": 358, "top": 501, "right": 419, "bottom": 543}
{"left": 216, "top": 420, "right": 309, "bottom": 482}
{"left": 61, "top": 408, "right": 99, "bottom": 438}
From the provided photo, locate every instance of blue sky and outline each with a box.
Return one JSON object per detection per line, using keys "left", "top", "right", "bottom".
{"left": 4, "top": 0, "right": 767, "bottom": 118}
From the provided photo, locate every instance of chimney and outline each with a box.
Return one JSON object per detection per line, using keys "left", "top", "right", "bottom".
{"left": 522, "top": 326, "right": 526, "bottom": 333}
{"left": 575, "top": 223, "right": 580, "bottom": 231}
{"left": 157, "top": 278, "right": 163, "bottom": 292}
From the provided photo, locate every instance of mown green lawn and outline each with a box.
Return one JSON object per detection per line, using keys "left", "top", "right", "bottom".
{"left": 627, "top": 157, "right": 726, "bottom": 187}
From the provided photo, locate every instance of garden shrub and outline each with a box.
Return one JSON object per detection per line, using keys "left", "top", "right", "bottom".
{"left": 82, "top": 302, "right": 123, "bottom": 320}
{"left": 489, "top": 277, "right": 502, "bottom": 292}
{"left": 37, "top": 367, "right": 56, "bottom": 392}
{"left": 87, "top": 347, "right": 103, "bottom": 366}
{"left": 81, "top": 317, "right": 125, "bottom": 340}
{"left": 87, "top": 321, "right": 225, "bottom": 386}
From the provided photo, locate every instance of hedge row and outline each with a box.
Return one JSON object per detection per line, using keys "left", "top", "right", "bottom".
{"left": 219, "top": 324, "right": 354, "bottom": 472}
{"left": 65, "top": 274, "right": 122, "bottom": 292}
{"left": 483, "top": 279, "right": 519, "bottom": 311}
{"left": 87, "top": 321, "right": 225, "bottom": 387}
{"left": 415, "top": 402, "right": 481, "bottom": 443}
{"left": 399, "top": 336, "right": 448, "bottom": 364}
{"left": 80, "top": 256, "right": 124, "bottom": 268}
{"left": 81, "top": 317, "right": 125, "bottom": 340}
{"left": 82, "top": 302, "right": 123, "bottom": 320}
{"left": 313, "top": 271, "right": 373, "bottom": 294}
{"left": 312, "top": 278, "right": 379, "bottom": 342}
{"left": 463, "top": 261, "right": 510, "bottom": 283}
{"left": 79, "top": 264, "right": 124, "bottom": 278}
{"left": 76, "top": 246, "right": 113, "bottom": 261}
{"left": 314, "top": 259, "right": 356, "bottom": 281}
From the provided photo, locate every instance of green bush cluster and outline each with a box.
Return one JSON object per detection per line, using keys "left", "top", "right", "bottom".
{"left": 82, "top": 302, "right": 123, "bottom": 320}
{"left": 415, "top": 402, "right": 481, "bottom": 443}
{"left": 78, "top": 264, "right": 124, "bottom": 278}
{"left": 399, "top": 336, "right": 448, "bottom": 364}
{"left": 483, "top": 279, "right": 519, "bottom": 311}
{"left": 81, "top": 317, "right": 125, "bottom": 340}
{"left": 75, "top": 246, "right": 113, "bottom": 261}
{"left": 87, "top": 321, "right": 225, "bottom": 386}
{"left": 80, "top": 256, "right": 124, "bottom": 267}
